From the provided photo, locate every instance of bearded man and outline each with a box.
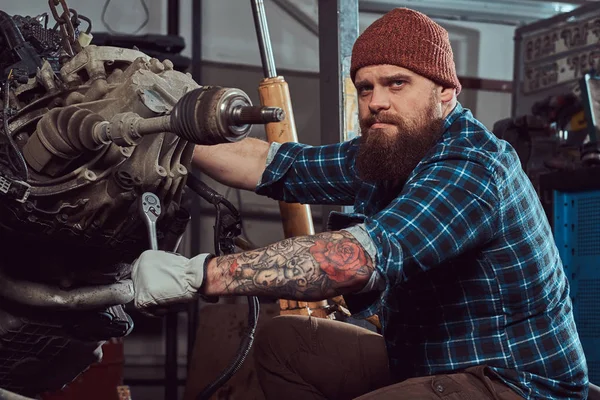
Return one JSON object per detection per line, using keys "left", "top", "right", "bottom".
{"left": 131, "top": 8, "right": 587, "bottom": 400}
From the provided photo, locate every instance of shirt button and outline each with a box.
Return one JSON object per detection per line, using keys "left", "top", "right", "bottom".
{"left": 435, "top": 384, "right": 444, "bottom": 393}
{"left": 377, "top": 236, "right": 382, "bottom": 243}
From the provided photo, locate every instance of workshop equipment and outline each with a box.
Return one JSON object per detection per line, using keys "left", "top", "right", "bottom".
{"left": 510, "top": 2, "right": 600, "bottom": 190}
{"left": 251, "top": 0, "right": 329, "bottom": 318}
{"left": 93, "top": 86, "right": 282, "bottom": 146}
{"left": 511, "top": 2, "right": 599, "bottom": 118}
{"left": 580, "top": 72, "right": 600, "bottom": 165}
{"left": 538, "top": 57, "right": 600, "bottom": 387}
{"left": 539, "top": 169, "right": 600, "bottom": 385}
{"left": 27, "top": 86, "right": 285, "bottom": 159}
{"left": 140, "top": 192, "right": 162, "bottom": 251}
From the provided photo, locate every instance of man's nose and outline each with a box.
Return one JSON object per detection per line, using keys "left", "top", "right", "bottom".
{"left": 368, "top": 87, "right": 391, "bottom": 113}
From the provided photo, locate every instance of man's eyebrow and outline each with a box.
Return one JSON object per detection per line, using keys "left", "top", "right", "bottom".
{"left": 355, "top": 73, "right": 413, "bottom": 88}
{"left": 382, "top": 73, "right": 412, "bottom": 83}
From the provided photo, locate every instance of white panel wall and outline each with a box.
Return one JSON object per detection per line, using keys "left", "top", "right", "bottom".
{"left": 441, "top": 21, "right": 515, "bottom": 128}
{"left": 444, "top": 21, "right": 516, "bottom": 81}
{"left": 184, "top": 0, "right": 319, "bottom": 71}
{"left": 4, "top": 1, "right": 515, "bottom": 79}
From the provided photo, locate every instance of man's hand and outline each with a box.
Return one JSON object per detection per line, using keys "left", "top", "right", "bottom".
{"left": 131, "top": 250, "right": 211, "bottom": 316}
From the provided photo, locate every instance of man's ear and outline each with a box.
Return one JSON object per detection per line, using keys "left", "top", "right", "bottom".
{"left": 440, "top": 86, "right": 455, "bottom": 103}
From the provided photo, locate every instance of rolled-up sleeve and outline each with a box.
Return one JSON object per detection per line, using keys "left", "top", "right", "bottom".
{"left": 255, "top": 138, "right": 361, "bottom": 205}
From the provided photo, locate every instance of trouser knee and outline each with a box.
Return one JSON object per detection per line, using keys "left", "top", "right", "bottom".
{"left": 254, "top": 315, "right": 311, "bottom": 367}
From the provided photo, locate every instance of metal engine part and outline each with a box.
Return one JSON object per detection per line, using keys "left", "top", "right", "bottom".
{"left": 0, "top": 3, "right": 210, "bottom": 395}
{"left": 3, "top": 43, "right": 198, "bottom": 284}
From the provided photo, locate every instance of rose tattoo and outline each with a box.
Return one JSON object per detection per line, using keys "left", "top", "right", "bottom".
{"left": 309, "top": 238, "right": 368, "bottom": 282}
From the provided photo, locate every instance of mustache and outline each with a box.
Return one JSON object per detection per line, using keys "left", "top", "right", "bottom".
{"left": 362, "top": 112, "right": 404, "bottom": 128}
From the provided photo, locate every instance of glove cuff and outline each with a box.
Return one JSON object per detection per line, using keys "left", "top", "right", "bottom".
{"left": 199, "top": 253, "right": 215, "bottom": 293}
{"left": 184, "top": 253, "right": 213, "bottom": 291}
{"left": 198, "top": 254, "right": 220, "bottom": 303}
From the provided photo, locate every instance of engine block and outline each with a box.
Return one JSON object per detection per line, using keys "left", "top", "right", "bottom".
{"left": 0, "top": 3, "right": 201, "bottom": 395}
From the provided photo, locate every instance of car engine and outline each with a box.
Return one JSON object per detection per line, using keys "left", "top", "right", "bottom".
{"left": 0, "top": 1, "right": 248, "bottom": 396}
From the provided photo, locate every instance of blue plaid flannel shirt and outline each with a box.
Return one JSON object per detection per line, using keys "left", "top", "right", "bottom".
{"left": 255, "top": 103, "right": 588, "bottom": 399}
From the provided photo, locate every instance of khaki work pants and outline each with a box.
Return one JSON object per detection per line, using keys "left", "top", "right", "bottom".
{"left": 254, "top": 315, "right": 524, "bottom": 400}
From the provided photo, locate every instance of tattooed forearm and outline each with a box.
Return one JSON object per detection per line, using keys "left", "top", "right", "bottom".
{"left": 202, "top": 231, "right": 374, "bottom": 300}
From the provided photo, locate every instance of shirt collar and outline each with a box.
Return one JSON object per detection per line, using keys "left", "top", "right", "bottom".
{"left": 442, "top": 102, "right": 464, "bottom": 132}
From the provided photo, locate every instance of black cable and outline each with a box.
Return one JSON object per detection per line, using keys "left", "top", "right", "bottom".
{"left": 42, "top": 12, "right": 48, "bottom": 30}
{"left": 71, "top": 9, "right": 92, "bottom": 34}
{"left": 68, "top": 7, "right": 79, "bottom": 27}
{"left": 187, "top": 176, "right": 241, "bottom": 224}
{"left": 213, "top": 206, "right": 221, "bottom": 255}
{"left": 79, "top": 15, "right": 92, "bottom": 34}
{"left": 185, "top": 173, "right": 260, "bottom": 400}
{"left": 235, "top": 188, "right": 258, "bottom": 249}
{"left": 101, "top": 0, "right": 150, "bottom": 35}
{"left": 195, "top": 295, "right": 259, "bottom": 400}
{"left": 224, "top": 186, "right": 257, "bottom": 248}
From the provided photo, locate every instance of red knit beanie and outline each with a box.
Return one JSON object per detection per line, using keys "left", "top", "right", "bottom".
{"left": 351, "top": 8, "right": 461, "bottom": 94}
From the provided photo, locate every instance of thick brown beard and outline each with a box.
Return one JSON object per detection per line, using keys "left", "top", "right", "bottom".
{"left": 356, "top": 96, "right": 444, "bottom": 183}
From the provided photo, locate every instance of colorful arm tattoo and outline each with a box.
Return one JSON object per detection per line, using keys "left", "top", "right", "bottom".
{"left": 204, "top": 230, "right": 374, "bottom": 300}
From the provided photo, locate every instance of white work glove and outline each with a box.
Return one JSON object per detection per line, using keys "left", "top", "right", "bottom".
{"left": 131, "top": 250, "right": 212, "bottom": 315}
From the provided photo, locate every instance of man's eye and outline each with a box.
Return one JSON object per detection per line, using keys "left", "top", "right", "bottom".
{"left": 357, "top": 86, "right": 372, "bottom": 95}
{"left": 391, "top": 80, "right": 405, "bottom": 87}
